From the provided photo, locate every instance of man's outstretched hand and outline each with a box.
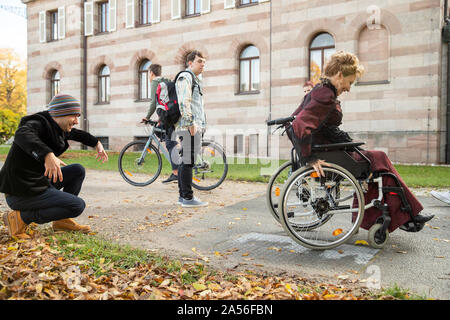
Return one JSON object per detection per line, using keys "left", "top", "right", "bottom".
{"left": 44, "top": 152, "right": 67, "bottom": 183}
{"left": 95, "top": 141, "right": 109, "bottom": 163}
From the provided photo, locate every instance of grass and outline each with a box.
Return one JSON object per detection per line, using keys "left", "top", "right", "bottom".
{"left": 45, "top": 230, "right": 156, "bottom": 277}
{"left": 1, "top": 145, "right": 449, "bottom": 187}
{"left": 380, "top": 284, "right": 429, "bottom": 300}
{"left": 44, "top": 229, "right": 207, "bottom": 284}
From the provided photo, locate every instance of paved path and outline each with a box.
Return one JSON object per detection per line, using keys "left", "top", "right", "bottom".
{"left": 1, "top": 166, "right": 449, "bottom": 299}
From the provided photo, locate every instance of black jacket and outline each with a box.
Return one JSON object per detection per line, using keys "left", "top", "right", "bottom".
{"left": 0, "top": 111, "right": 98, "bottom": 196}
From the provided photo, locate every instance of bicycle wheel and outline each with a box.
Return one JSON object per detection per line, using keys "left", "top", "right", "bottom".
{"left": 278, "top": 163, "right": 365, "bottom": 250}
{"left": 266, "top": 161, "right": 293, "bottom": 222}
{"left": 191, "top": 141, "right": 228, "bottom": 191}
{"left": 118, "top": 141, "right": 162, "bottom": 186}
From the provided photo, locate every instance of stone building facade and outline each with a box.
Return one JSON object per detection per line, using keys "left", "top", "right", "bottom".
{"left": 21, "top": 0, "right": 448, "bottom": 164}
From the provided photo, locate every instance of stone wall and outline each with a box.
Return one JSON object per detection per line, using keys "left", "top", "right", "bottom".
{"left": 24, "top": 0, "right": 446, "bottom": 163}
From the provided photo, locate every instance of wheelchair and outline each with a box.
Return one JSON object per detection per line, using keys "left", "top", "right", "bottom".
{"left": 266, "top": 116, "right": 416, "bottom": 250}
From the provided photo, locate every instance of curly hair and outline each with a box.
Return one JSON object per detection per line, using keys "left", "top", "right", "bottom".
{"left": 323, "top": 51, "right": 365, "bottom": 78}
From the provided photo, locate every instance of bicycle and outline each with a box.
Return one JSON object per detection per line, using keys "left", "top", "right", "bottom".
{"left": 118, "top": 119, "right": 228, "bottom": 191}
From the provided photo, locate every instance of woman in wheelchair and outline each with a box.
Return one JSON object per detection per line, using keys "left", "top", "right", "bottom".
{"left": 290, "top": 51, "right": 433, "bottom": 234}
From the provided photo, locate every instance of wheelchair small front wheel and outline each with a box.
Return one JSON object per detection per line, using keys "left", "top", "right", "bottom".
{"left": 368, "top": 223, "right": 389, "bottom": 249}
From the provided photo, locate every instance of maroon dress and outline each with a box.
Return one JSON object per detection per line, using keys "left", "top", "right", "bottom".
{"left": 291, "top": 80, "right": 423, "bottom": 232}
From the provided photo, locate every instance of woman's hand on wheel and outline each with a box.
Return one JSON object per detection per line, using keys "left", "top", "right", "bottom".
{"left": 310, "top": 159, "right": 329, "bottom": 177}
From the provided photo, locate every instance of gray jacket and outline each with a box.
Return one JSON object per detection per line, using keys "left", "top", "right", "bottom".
{"left": 175, "top": 70, "right": 206, "bottom": 129}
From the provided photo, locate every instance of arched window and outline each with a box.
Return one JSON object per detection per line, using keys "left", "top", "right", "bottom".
{"left": 358, "top": 26, "right": 389, "bottom": 83}
{"left": 139, "top": 60, "right": 152, "bottom": 100}
{"left": 50, "top": 70, "right": 60, "bottom": 99}
{"left": 239, "top": 45, "right": 260, "bottom": 93}
{"left": 309, "top": 33, "right": 335, "bottom": 84}
{"left": 98, "top": 65, "right": 110, "bottom": 103}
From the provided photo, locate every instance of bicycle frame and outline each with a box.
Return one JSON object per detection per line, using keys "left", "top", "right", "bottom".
{"left": 140, "top": 125, "right": 171, "bottom": 165}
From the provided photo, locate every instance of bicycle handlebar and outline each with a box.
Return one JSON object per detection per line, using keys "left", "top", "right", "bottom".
{"left": 267, "top": 116, "right": 295, "bottom": 126}
{"left": 142, "top": 119, "right": 159, "bottom": 126}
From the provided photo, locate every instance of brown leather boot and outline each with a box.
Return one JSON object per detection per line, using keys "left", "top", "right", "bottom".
{"left": 52, "top": 218, "right": 91, "bottom": 233}
{"left": 2, "top": 210, "right": 31, "bottom": 239}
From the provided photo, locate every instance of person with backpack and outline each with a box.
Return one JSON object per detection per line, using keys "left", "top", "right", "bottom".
{"left": 142, "top": 64, "right": 178, "bottom": 184}
{"left": 0, "top": 94, "right": 108, "bottom": 239}
{"left": 174, "top": 50, "right": 208, "bottom": 207}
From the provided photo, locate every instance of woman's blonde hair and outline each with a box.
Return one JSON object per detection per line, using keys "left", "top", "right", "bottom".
{"left": 323, "top": 51, "right": 365, "bottom": 78}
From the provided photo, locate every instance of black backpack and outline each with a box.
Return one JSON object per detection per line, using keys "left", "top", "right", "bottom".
{"left": 155, "top": 70, "right": 199, "bottom": 129}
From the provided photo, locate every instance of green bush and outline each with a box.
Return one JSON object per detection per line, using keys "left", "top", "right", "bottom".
{"left": 0, "top": 108, "right": 20, "bottom": 143}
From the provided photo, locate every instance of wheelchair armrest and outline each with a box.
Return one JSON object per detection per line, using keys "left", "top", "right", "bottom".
{"left": 312, "top": 141, "right": 365, "bottom": 152}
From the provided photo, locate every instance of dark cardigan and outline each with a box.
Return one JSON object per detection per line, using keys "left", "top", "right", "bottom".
{"left": 291, "top": 79, "right": 351, "bottom": 162}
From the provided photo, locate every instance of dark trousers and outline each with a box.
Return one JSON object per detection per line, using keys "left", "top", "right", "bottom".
{"left": 177, "top": 130, "right": 201, "bottom": 200}
{"left": 5, "top": 164, "right": 86, "bottom": 225}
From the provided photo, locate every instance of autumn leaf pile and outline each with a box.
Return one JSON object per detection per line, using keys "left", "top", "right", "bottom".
{"left": 0, "top": 224, "right": 385, "bottom": 300}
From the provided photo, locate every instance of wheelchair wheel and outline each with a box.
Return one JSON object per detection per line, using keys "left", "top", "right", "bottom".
{"left": 278, "top": 163, "right": 365, "bottom": 250}
{"left": 266, "top": 161, "right": 293, "bottom": 222}
{"left": 368, "top": 223, "right": 389, "bottom": 249}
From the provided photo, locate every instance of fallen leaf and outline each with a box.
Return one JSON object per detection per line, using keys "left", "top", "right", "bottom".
{"left": 354, "top": 240, "right": 369, "bottom": 246}
{"left": 35, "top": 283, "right": 43, "bottom": 294}
{"left": 160, "top": 279, "right": 171, "bottom": 287}
{"left": 192, "top": 283, "right": 207, "bottom": 291}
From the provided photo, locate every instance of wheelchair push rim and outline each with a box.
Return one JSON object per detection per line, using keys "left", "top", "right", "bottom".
{"left": 278, "top": 163, "right": 365, "bottom": 250}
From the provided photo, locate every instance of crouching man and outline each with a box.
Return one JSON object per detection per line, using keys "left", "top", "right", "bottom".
{"left": 0, "top": 94, "right": 108, "bottom": 239}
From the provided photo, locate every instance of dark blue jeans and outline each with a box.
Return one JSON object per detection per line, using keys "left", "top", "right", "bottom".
{"left": 5, "top": 164, "right": 86, "bottom": 224}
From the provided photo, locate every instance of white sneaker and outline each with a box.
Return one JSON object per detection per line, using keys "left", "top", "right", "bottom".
{"left": 430, "top": 191, "right": 450, "bottom": 205}
{"left": 181, "top": 196, "right": 208, "bottom": 208}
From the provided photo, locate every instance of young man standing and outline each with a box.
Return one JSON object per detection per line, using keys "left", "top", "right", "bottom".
{"left": 142, "top": 64, "right": 178, "bottom": 183}
{"left": 0, "top": 94, "right": 108, "bottom": 239}
{"left": 175, "top": 51, "right": 208, "bottom": 207}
